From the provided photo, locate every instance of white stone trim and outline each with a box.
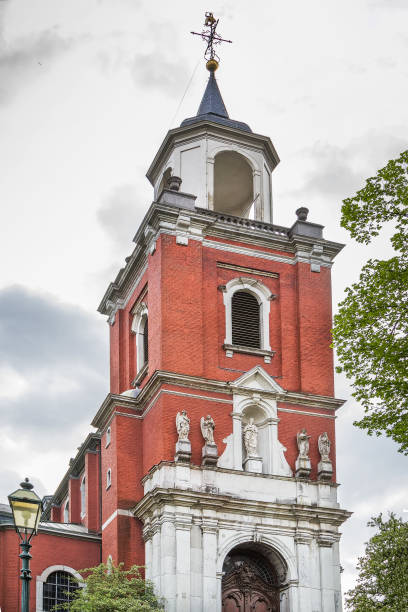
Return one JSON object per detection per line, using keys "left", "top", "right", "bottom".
{"left": 102, "top": 508, "right": 133, "bottom": 531}
{"left": 131, "top": 302, "right": 148, "bottom": 374}
{"left": 222, "top": 277, "right": 272, "bottom": 356}
{"left": 36, "top": 565, "right": 83, "bottom": 612}
{"left": 80, "top": 475, "right": 86, "bottom": 518}
{"left": 278, "top": 407, "right": 336, "bottom": 420}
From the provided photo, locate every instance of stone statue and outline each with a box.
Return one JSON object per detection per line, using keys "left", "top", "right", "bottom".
{"left": 318, "top": 432, "right": 331, "bottom": 462}
{"left": 297, "top": 428, "right": 311, "bottom": 459}
{"left": 200, "top": 415, "right": 215, "bottom": 444}
{"left": 243, "top": 418, "right": 258, "bottom": 456}
{"left": 176, "top": 410, "right": 190, "bottom": 442}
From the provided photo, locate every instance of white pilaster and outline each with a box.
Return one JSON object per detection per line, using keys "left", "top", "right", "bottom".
{"left": 202, "top": 510, "right": 218, "bottom": 612}
{"left": 232, "top": 412, "right": 243, "bottom": 470}
{"left": 319, "top": 538, "right": 335, "bottom": 612}
{"left": 160, "top": 511, "right": 176, "bottom": 611}
{"left": 152, "top": 526, "right": 161, "bottom": 594}
{"left": 175, "top": 512, "right": 192, "bottom": 612}
{"left": 295, "top": 534, "right": 312, "bottom": 612}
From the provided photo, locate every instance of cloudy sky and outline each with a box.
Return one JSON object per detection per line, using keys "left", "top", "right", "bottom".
{"left": 1, "top": 0, "right": 407, "bottom": 596}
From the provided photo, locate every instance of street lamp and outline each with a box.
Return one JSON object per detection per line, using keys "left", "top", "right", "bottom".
{"left": 8, "top": 478, "right": 42, "bottom": 612}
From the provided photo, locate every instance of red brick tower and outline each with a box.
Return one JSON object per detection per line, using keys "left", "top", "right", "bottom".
{"left": 93, "top": 58, "right": 350, "bottom": 611}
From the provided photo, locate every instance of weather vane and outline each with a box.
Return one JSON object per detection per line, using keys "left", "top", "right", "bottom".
{"left": 191, "top": 12, "right": 232, "bottom": 71}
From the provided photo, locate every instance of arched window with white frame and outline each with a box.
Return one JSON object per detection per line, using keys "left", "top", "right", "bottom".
{"left": 106, "top": 426, "right": 111, "bottom": 447}
{"left": 80, "top": 476, "right": 86, "bottom": 517}
{"left": 131, "top": 302, "right": 148, "bottom": 378}
{"left": 222, "top": 277, "right": 274, "bottom": 363}
{"left": 36, "top": 565, "right": 83, "bottom": 611}
{"left": 63, "top": 499, "right": 69, "bottom": 523}
{"left": 106, "top": 468, "right": 111, "bottom": 489}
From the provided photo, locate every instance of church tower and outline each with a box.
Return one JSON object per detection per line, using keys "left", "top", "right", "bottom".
{"left": 95, "top": 15, "right": 350, "bottom": 612}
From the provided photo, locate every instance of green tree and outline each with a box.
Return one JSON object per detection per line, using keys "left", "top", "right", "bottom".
{"left": 58, "top": 562, "right": 164, "bottom": 612}
{"left": 345, "top": 513, "right": 408, "bottom": 611}
{"left": 332, "top": 150, "right": 408, "bottom": 452}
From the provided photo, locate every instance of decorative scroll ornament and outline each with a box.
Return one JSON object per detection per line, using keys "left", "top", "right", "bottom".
{"left": 297, "top": 428, "right": 311, "bottom": 459}
{"left": 318, "top": 432, "right": 331, "bottom": 461}
{"left": 200, "top": 415, "right": 215, "bottom": 444}
{"left": 176, "top": 410, "right": 190, "bottom": 442}
{"left": 243, "top": 418, "right": 259, "bottom": 456}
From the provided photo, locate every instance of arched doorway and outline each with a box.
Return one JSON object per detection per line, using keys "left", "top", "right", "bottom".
{"left": 222, "top": 543, "right": 287, "bottom": 612}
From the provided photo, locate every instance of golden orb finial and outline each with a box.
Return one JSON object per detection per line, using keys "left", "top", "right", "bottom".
{"left": 206, "top": 58, "right": 219, "bottom": 72}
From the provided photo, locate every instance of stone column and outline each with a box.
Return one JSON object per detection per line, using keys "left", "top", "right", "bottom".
{"left": 175, "top": 512, "right": 192, "bottom": 612}
{"left": 202, "top": 511, "right": 218, "bottom": 612}
{"left": 160, "top": 510, "right": 176, "bottom": 611}
{"left": 206, "top": 157, "right": 215, "bottom": 210}
{"left": 253, "top": 169, "right": 262, "bottom": 219}
{"left": 295, "top": 534, "right": 313, "bottom": 612}
{"left": 318, "top": 537, "right": 336, "bottom": 612}
{"left": 144, "top": 527, "right": 153, "bottom": 582}
{"left": 151, "top": 524, "right": 161, "bottom": 595}
{"left": 190, "top": 519, "right": 203, "bottom": 612}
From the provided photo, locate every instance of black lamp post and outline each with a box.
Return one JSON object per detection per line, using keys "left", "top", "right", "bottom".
{"left": 8, "top": 478, "right": 42, "bottom": 612}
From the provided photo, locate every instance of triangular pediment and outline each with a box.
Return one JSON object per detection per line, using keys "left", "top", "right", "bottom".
{"left": 231, "top": 366, "right": 285, "bottom": 394}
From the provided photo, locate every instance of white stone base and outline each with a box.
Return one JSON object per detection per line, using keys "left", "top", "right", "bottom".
{"left": 318, "top": 459, "right": 333, "bottom": 481}
{"left": 295, "top": 456, "right": 311, "bottom": 478}
{"left": 201, "top": 443, "right": 218, "bottom": 466}
{"left": 175, "top": 440, "right": 191, "bottom": 463}
{"left": 136, "top": 463, "right": 350, "bottom": 612}
{"left": 243, "top": 455, "right": 263, "bottom": 473}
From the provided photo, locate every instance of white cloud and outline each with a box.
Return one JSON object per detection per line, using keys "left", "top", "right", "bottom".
{"left": 0, "top": 365, "right": 28, "bottom": 399}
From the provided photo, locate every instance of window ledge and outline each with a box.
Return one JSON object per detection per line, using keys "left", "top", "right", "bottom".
{"left": 223, "top": 343, "right": 275, "bottom": 363}
{"left": 132, "top": 362, "right": 148, "bottom": 386}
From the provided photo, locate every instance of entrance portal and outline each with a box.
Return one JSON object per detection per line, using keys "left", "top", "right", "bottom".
{"left": 222, "top": 546, "right": 282, "bottom": 611}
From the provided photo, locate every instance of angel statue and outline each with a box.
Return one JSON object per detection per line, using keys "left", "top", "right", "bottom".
{"left": 176, "top": 410, "right": 190, "bottom": 442}
{"left": 200, "top": 415, "right": 215, "bottom": 444}
{"left": 318, "top": 432, "right": 331, "bottom": 462}
{"left": 243, "top": 418, "right": 258, "bottom": 456}
{"left": 297, "top": 428, "right": 311, "bottom": 459}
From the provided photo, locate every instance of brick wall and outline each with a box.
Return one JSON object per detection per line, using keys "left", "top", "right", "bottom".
{"left": 0, "top": 527, "right": 100, "bottom": 612}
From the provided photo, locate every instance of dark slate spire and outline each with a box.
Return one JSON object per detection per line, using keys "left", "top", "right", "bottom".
{"left": 181, "top": 66, "right": 252, "bottom": 133}
{"left": 196, "top": 70, "right": 229, "bottom": 118}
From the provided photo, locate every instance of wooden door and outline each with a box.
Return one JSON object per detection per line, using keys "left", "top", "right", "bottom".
{"left": 222, "top": 562, "right": 280, "bottom": 612}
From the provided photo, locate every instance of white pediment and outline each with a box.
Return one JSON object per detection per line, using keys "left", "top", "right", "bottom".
{"left": 231, "top": 366, "right": 285, "bottom": 394}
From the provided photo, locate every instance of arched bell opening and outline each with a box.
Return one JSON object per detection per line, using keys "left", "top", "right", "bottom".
{"left": 222, "top": 542, "right": 288, "bottom": 612}
{"left": 214, "top": 151, "right": 254, "bottom": 218}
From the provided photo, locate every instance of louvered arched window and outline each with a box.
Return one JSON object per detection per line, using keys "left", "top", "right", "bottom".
{"left": 231, "top": 291, "right": 260, "bottom": 348}
{"left": 222, "top": 277, "right": 274, "bottom": 363}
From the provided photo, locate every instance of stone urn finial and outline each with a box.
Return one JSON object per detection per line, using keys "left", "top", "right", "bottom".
{"left": 296, "top": 207, "right": 309, "bottom": 221}
{"left": 167, "top": 176, "right": 182, "bottom": 192}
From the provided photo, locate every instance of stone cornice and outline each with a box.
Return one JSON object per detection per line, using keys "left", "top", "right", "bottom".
{"left": 97, "top": 201, "right": 345, "bottom": 319}
{"left": 92, "top": 371, "right": 345, "bottom": 430}
{"left": 91, "top": 371, "right": 345, "bottom": 430}
{"left": 146, "top": 121, "right": 280, "bottom": 187}
{"left": 43, "top": 432, "right": 101, "bottom": 516}
{"left": 133, "top": 486, "right": 351, "bottom": 529}
{"left": 0, "top": 522, "right": 101, "bottom": 542}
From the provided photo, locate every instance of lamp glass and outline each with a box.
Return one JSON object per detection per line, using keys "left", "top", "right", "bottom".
{"left": 8, "top": 487, "right": 42, "bottom": 536}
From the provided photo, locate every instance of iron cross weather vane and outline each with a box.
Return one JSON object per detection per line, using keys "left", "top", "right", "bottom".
{"left": 191, "top": 12, "right": 232, "bottom": 71}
